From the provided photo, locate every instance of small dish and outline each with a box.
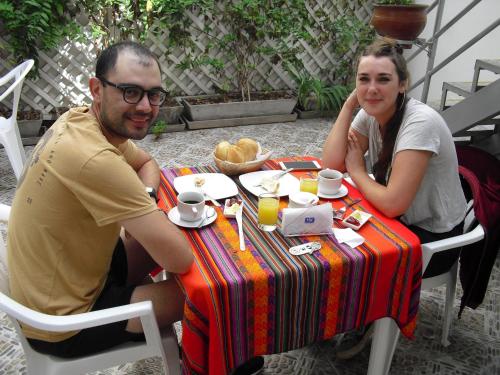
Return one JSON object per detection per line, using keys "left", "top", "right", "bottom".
{"left": 317, "top": 184, "right": 348, "bottom": 199}
{"left": 342, "top": 209, "right": 372, "bottom": 231}
{"left": 167, "top": 206, "right": 217, "bottom": 228}
{"left": 223, "top": 198, "right": 242, "bottom": 218}
{"left": 288, "top": 191, "right": 319, "bottom": 208}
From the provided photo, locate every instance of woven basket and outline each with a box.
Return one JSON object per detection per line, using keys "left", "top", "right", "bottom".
{"left": 213, "top": 150, "right": 272, "bottom": 176}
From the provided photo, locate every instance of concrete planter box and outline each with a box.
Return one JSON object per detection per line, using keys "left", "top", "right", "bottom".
{"left": 294, "top": 107, "right": 337, "bottom": 119}
{"left": 156, "top": 101, "right": 185, "bottom": 124}
{"left": 16, "top": 119, "right": 43, "bottom": 146}
{"left": 18, "top": 119, "right": 43, "bottom": 137}
{"left": 182, "top": 113, "right": 298, "bottom": 130}
{"left": 180, "top": 93, "right": 298, "bottom": 124}
{"left": 149, "top": 101, "right": 186, "bottom": 134}
{"left": 179, "top": 93, "right": 298, "bottom": 130}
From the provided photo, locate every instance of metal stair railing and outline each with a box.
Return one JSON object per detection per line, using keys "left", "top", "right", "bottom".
{"left": 407, "top": 0, "right": 500, "bottom": 104}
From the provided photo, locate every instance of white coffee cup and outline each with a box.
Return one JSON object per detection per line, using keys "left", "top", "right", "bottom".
{"left": 288, "top": 191, "right": 319, "bottom": 208}
{"left": 177, "top": 191, "right": 205, "bottom": 221}
{"left": 318, "top": 169, "right": 343, "bottom": 195}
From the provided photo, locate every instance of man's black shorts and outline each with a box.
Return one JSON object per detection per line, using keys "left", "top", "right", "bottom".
{"left": 28, "top": 239, "right": 145, "bottom": 358}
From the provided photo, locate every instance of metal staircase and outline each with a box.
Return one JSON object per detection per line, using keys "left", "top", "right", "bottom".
{"left": 440, "top": 59, "right": 500, "bottom": 158}
{"left": 406, "top": 0, "right": 500, "bottom": 159}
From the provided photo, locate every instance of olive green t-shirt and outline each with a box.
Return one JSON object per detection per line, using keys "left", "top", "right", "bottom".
{"left": 7, "top": 107, "right": 157, "bottom": 342}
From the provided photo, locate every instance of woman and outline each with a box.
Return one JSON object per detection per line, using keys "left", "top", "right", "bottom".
{"left": 322, "top": 38, "right": 466, "bottom": 244}
{"left": 322, "top": 37, "right": 468, "bottom": 359}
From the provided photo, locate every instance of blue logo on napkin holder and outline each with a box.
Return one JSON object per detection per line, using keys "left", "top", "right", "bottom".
{"left": 304, "top": 217, "right": 315, "bottom": 224}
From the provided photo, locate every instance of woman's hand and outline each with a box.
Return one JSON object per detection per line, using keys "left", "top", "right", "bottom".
{"left": 345, "top": 132, "right": 366, "bottom": 176}
{"left": 344, "top": 89, "right": 359, "bottom": 111}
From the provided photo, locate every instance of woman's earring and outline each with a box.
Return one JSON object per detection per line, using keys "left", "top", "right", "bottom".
{"left": 398, "top": 91, "right": 406, "bottom": 110}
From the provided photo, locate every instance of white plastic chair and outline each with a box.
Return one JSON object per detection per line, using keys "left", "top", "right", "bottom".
{"left": 370, "top": 200, "right": 485, "bottom": 375}
{"left": 420, "top": 199, "right": 484, "bottom": 347}
{"left": 0, "top": 203, "right": 181, "bottom": 375}
{"left": 0, "top": 60, "right": 34, "bottom": 180}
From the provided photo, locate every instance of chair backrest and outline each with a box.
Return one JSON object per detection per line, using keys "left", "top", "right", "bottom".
{"left": 421, "top": 199, "right": 484, "bottom": 273}
{"left": 0, "top": 60, "right": 34, "bottom": 123}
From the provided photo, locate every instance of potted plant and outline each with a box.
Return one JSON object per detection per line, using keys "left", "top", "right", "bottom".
{"left": 291, "top": 71, "right": 349, "bottom": 119}
{"left": 176, "top": 0, "right": 320, "bottom": 128}
{"left": 371, "top": 1, "right": 429, "bottom": 41}
{"left": 148, "top": 97, "right": 186, "bottom": 136}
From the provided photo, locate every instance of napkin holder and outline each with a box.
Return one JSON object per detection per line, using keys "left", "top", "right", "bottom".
{"left": 281, "top": 203, "right": 333, "bottom": 237}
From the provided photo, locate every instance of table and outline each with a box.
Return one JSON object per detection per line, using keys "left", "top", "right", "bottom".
{"left": 158, "top": 157, "right": 422, "bottom": 375}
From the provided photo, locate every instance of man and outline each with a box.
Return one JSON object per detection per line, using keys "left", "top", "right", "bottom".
{"left": 7, "top": 41, "right": 193, "bottom": 357}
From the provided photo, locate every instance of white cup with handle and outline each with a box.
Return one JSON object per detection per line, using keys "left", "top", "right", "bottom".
{"left": 318, "top": 169, "right": 343, "bottom": 195}
{"left": 177, "top": 191, "right": 205, "bottom": 221}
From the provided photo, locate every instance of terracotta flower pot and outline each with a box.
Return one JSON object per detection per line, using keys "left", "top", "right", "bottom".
{"left": 371, "top": 4, "right": 428, "bottom": 41}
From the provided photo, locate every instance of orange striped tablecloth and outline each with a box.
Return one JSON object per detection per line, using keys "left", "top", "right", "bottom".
{"left": 158, "top": 157, "right": 422, "bottom": 375}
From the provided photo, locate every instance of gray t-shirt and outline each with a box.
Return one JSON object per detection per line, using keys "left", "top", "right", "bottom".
{"left": 351, "top": 98, "right": 466, "bottom": 233}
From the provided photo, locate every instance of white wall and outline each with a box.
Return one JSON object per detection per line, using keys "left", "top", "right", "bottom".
{"left": 406, "top": 0, "right": 500, "bottom": 103}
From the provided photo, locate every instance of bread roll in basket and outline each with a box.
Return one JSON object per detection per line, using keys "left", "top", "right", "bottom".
{"left": 213, "top": 142, "right": 272, "bottom": 176}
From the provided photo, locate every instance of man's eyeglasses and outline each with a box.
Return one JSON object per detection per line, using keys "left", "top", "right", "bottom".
{"left": 97, "top": 77, "right": 168, "bottom": 106}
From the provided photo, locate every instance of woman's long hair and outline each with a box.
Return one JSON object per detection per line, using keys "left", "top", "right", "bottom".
{"left": 358, "top": 39, "right": 410, "bottom": 185}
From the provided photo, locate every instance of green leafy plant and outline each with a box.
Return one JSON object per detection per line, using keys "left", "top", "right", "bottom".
{"left": 292, "top": 72, "right": 349, "bottom": 112}
{"left": 178, "top": 0, "right": 316, "bottom": 101}
{"left": 78, "top": 0, "right": 210, "bottom": 52}
{"left": 151, "top": 120, "right": 167, "bottom": 140}
{"left": 314, "top": 12, "right": 375, "bottom": 87}
{"left": 0, "top": 0, "right": 80, "bottom": 72}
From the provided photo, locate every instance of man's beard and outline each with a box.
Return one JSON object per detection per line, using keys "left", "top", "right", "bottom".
{"left": 101, "top": 109, "right": 155, "bottom": 140}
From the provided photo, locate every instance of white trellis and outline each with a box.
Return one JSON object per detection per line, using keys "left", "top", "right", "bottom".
{"left": 0, "top": 0, "right": 373, "bottom": 115}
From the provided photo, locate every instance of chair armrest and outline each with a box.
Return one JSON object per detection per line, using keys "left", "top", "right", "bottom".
{"left": 0, "top": 293, "right": 155, "bottom": 332}
{"left": 421, "top": 224, "right": 485, "bottom": 271}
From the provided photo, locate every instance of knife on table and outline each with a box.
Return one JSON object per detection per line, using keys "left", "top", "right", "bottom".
{"left": 254, "top": 168, "right": 294, "bottom": 188}
{"left": 236, "top": 201, "right": 245, "bottom": 251}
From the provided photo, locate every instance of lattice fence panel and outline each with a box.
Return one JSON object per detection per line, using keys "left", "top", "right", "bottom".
{"left": 0, "top": 0, "right": 374, "bottom": 115}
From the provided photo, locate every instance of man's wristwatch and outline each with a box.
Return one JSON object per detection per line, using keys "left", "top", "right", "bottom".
{"left": 145, "top": 187, "right": 158, "bottom": 202}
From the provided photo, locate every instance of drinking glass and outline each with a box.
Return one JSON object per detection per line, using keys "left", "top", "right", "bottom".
{"left": 258, "top": 193, "right": 280, "bottom": 231}
{"left": 299, "top": 176, "right": 318, "bottom": 195}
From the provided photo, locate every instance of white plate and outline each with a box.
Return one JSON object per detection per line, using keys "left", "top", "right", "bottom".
{"left": 239, "top": 170, "right": 299, "bottom": 197}
{"left": 173, "top": 173, "right": 238, "bottom": 201}
{"left": 167, "top": 206, "right": 217, "bottom": 228}
{"left": 317, "top": 184, "right": 348, "bottom": 199}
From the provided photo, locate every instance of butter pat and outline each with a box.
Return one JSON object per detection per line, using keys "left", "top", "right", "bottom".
{"left": 260, "top": 176, "right": 280, "bottom": 193}
{"left": 224, "top": 198, "right": 242, "bottom": 218}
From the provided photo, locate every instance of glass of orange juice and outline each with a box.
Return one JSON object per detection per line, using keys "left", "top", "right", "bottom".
{"left": 258, "top": 193, "right": 280, "bottom": 231}
{"left": 299, "top": 176, "right": 319, "bottom": 195}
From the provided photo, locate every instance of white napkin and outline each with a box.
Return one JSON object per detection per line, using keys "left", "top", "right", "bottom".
{"left": 333, "top": 228, "right": 365, "bottom": 248}
{"left": 281, "top": 203, "right": 333, "bottom": 237}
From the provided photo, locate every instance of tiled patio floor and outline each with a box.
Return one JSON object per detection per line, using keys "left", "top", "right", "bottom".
{"left": 1, "top": 118, "right": 499, "bottom": 374}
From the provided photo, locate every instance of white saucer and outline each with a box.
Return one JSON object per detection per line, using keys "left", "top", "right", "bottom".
{"left": 317, "top": 184, "right": 348, "bottom": 199}
{"left": 167, "top": 206, "right": 217, "bottom": 228}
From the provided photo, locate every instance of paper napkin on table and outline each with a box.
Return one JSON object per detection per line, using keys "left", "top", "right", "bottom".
{"left": 333, "top": 228, "right": 365, "bottom": 248}
{"left": 281, "top": 203, "right": 333, "bottom": 237}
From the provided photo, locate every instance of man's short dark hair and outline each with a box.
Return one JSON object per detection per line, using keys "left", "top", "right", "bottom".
{"left": 95, "top": 41, "right": 162, "bottom": 78}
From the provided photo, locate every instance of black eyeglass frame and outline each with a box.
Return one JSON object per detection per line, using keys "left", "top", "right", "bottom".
{"left": 97, "top": 76, "right": 168, "bottom": 106}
